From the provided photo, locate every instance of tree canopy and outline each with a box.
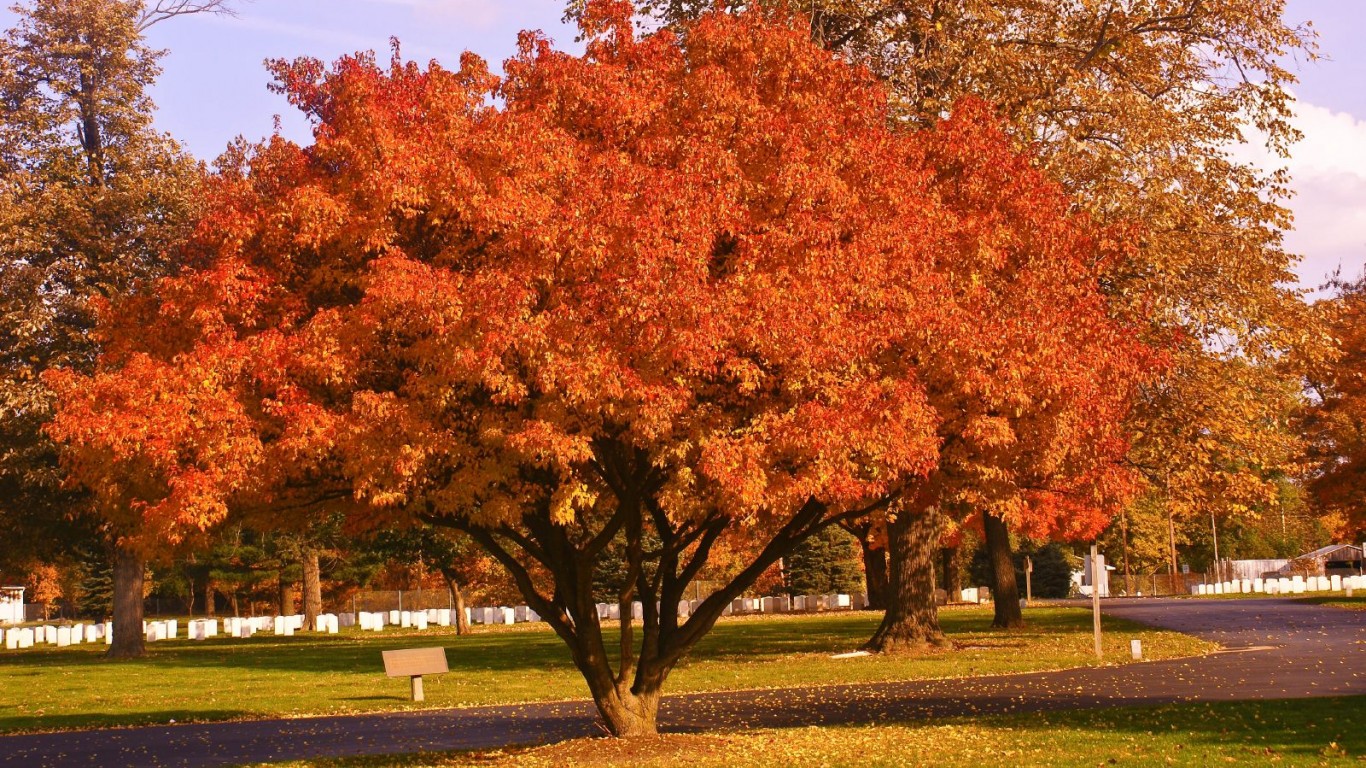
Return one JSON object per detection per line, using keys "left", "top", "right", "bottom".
{"left": 49, "top": 2, "right": 1154, "bottom": 732}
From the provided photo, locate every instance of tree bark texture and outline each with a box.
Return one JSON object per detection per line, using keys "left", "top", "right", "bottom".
{"left": 108, "top": 544, "right": 146, "bottom": 659}
{"left": 941, "top": 545, "right": 961, "bottom": 601}
{"left": 204, "top": 580, "right": 216, "bottom": 617}
{"left": 301, "top": 549, "right": 322, "bottom": 630}
{"left": 277, "top": 574, "right": 295, "bottom": 618}
{"left": 442, "top": 568, "right": 470, "bottom": 635}
{"left": 858, "top": 534, "right": 889, "bottom": 610}
{"left": 984, "top": 511, "right": 1025, "bottom": 629}
{"left": 864, "top": 507, "right": 945, "bottom": 652}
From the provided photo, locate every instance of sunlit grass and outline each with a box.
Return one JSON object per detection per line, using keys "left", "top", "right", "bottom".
{"left": 0, "top": 606, "right": 1211, "bottom": 734}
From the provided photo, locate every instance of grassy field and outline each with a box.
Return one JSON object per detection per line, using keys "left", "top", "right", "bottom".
{"left": 279, "top": 697, "right": 1366, "bottom": 767}
{"left": 0, "top": 606, "right": 1212, "bottom": 734}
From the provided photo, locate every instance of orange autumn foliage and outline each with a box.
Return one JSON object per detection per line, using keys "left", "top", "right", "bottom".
{"left": 47, "top": 1, "right": 1157, "bottom": 732}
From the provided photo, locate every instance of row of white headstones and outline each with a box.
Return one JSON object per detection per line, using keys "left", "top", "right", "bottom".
{"left": 1192, "top": 573, "right": 1365, "bottom": 596}
{"left": 0, "top": 592, "right": 875, "bottom": 649}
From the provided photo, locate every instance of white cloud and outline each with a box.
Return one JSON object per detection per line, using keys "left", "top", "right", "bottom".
{"left": 1235, "top": 98, "right": 1366, "bottom": 288}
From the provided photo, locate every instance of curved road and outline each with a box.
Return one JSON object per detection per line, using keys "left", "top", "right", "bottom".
{"left": 0, "top": 598, "right": 1361, "bottom": 766}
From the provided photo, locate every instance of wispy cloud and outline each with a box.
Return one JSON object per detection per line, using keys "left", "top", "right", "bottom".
{"left": 1236, "top": 97, "right": 1366, "bottom": 287}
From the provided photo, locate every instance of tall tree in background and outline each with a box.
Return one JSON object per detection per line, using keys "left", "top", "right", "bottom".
{"left": 620, "top": 0, "right": 1319, "bottom": 626}
{"left": 1302, "top": 273, "right": 1366, "bottom": 542}
{"left": 0, "top": 0, "right": 221, "bottom": 657}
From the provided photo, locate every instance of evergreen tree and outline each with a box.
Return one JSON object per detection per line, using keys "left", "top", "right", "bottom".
{"left": 785, "top": 526, "right": 864, "bottom": 596}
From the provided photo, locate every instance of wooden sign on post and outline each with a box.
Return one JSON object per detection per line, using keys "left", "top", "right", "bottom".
{"left": 382, "top": 647, "right": 449, "bottom": 702}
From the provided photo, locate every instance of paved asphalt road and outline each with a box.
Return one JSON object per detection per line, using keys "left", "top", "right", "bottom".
{"left": 1, "top": 598, "right": 1362, "bottom": 766}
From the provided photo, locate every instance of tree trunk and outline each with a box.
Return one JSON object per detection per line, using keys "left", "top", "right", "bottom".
{"left": 984, "top": 511, "right": 1024, "bottom": 629}
{"left": 185, "top": 578, "right": 197, "bottom": 618}
{"left": 204, "top": 580, "right": 216, "bottom": 618}
{"left": 587, "top": 679, "right": 661, "bottom": 738}
{"left": 277, "top": 573, "right": 295, "bottom": 617}
{"left": 229, "top": 590, "right": 239, "bottom": 617}
{"left": 301, "top": 549, "right": 322, "bottom": 631}
{"left": 441, "top": 568, "right": 470, "bottom": 635}
{"left": 941, "top": 545, "right": 961, "bottom": 601}
{"left": 857, "top": 534, "right": 889, "bottom": 610}
{"left": 864, "top": 507, "right": 945, "bottom": 652}
{"left": 107, "top": 544, "right": 146, "bottom": 659}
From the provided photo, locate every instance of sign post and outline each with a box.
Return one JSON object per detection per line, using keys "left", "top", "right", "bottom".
{"left": 1025, "top": 556, "right": 1033, "bottom": 606}
{"left": 1091, "top": 544, "right": 1103, "bottom": 659}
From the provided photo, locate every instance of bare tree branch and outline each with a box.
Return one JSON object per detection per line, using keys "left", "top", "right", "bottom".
{"left": 137, "top": 0, "right": 243, "bottom": 32}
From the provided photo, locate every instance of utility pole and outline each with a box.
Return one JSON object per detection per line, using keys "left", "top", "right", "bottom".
{"left": 1210, "top": 509, "right": 1222, "bottom": 584}
{"left": 1091, "top": 544, "right": 1102, "bottom": 659}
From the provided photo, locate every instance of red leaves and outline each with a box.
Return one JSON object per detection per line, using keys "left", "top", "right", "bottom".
{"left": 46, "top": 4, "right": 1157, "bottom": 551}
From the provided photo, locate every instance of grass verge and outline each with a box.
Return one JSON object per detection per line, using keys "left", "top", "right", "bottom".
{"left": 1301, "top": 594, "right": 1366, "bottom": 611}
{"left": 0, "top": 606, "right": 1211, "bottom": 734}
{"left": 286, "top": 697, "right": 1366, "bottom": 767}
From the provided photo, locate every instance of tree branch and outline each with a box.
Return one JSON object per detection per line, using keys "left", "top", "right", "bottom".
{"left": 137, "top": 0, "right": 242, "bottom": 32}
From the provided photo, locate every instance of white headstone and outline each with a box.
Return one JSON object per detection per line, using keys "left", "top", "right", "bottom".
{"left": 1253, "top": 578, "right": 1264, "bottom": 593}
{"left": 413, "top": 613, "right": 428, "bottom": 630}
{"left": 436, "top": 609, "right": 451, "bottom": 627}
{"left": 389, "top": 610, "right": 400, "bottom": 625}
{"left": 4, "top": 629, "right": 15, "bottom": 650}
{"left": 1331, "top": 575, "right": 1343, "bottom": 591}
{"left": 273, "top": 616, "right": 285, "bottom": 634}
{"left": 501, "top": 607, "right": 515, "bottom": 625}
{"left": 400, "top": 611, "right": 412, "bottom": 628}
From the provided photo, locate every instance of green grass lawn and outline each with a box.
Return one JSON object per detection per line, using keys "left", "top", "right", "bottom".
{"left": 293, "top": 697, "right": 1366, "bottom": 767}
{"left": 0, "top": 606, "right": 1210, "bottom": 734}
{"left": 1302, "top": 594, "right": 1366, "bottom": 610}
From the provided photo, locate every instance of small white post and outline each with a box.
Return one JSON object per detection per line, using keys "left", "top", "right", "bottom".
{"left": 1130, "top": 639, "right": 1142, "bottom": 660}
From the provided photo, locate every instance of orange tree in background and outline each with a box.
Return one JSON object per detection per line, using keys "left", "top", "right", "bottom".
{"left": 49, "top": 3, "right": 1153, "bottom": 734}
{"left": 1302, "top": 273, "right": 1366, "bottom": 541}
{"left": 621, "top": 0, "right": 1319, "bottom": 627}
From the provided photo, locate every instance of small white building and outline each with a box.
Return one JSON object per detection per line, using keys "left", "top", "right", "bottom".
{"left": 0, "top": 586, "right": 24, "bottom": 624}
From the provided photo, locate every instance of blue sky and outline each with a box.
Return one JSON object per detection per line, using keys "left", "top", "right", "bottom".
{"left": 4, "top": 1, "right": 1363, "bottom": 286}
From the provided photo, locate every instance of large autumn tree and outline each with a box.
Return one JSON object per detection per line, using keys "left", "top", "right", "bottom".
{"left": 1302, "top": 273, "right": 1366, "bottom": 541}
{"left": 624, "top": 0, "right": 1318, "bottom": 628}
{"left": 50, "top": 4, "right": 1149, "bottom": 734}
{"left": 0, "top": 0, "right": 241, "bottom": 657}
